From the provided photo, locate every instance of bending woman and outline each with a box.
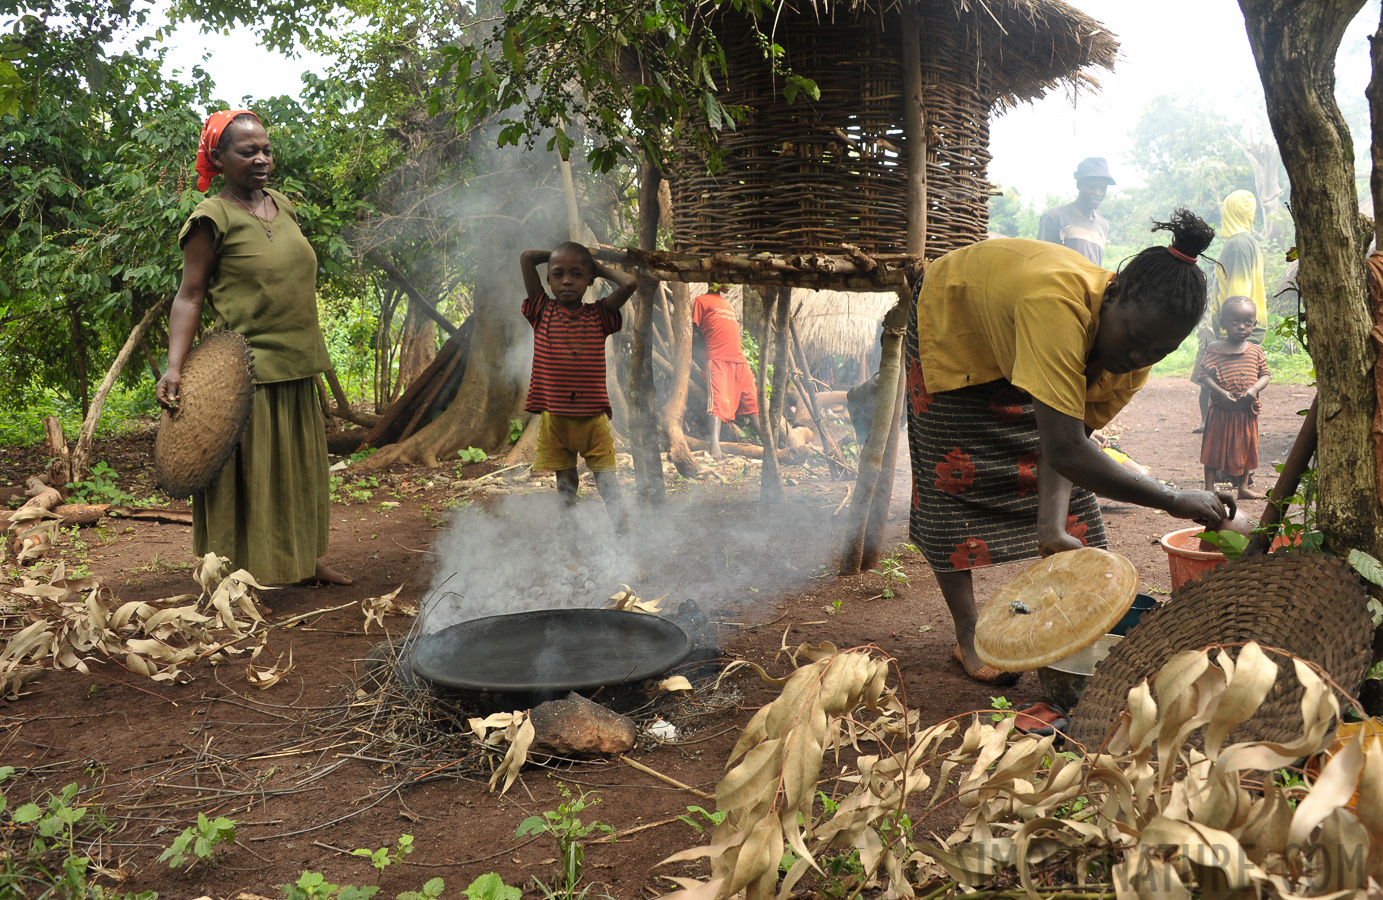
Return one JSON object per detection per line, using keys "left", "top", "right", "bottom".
{"left": 156, "top": 110, "right": 349, "bottom": 586}
{"left": 905, "top": 210, "right": 1232, "bottom": 683}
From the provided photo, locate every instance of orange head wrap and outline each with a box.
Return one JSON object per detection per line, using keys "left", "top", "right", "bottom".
{"left": 194, "top": 109, "right": 261, "bottom": 192}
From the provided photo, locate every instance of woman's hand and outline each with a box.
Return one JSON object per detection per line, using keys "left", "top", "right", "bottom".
{"left": 1167, "top": 489, "right": 1236, "bottom": 529}
{"left": 156, "top": 369, "right": 182, "bottom": 410}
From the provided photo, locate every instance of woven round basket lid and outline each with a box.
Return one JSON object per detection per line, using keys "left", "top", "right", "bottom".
{"left": 1068, "top": 552, "right": 1374, "bottom": 749}
{"left": 154, "top": 331, "right": 255, "bottom": 498}
{"left": 975, "top": 548, "right": 1138, "bottom": 672}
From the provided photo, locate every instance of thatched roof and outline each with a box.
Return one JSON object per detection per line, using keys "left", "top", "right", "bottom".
{"left": 920, "top": 0, "right": 1119, "bottom": 107}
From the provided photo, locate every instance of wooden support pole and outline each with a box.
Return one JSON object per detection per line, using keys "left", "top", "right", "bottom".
{"left": 840, "top": 298, "right": 908, "bottom": 574}
{"left": 590, "top": 244, "right": 922, "bottom": 292}
{"left": 661, "top": 281, "right": 700, "bottom": 478}
{"left": 901, "top": 17, "right": 927, "bottom": 258}
{"left": 629, "top": 161, "right": 667, "bottom": 504}
{"left": 789, "top": 316, "right": 848, "bottom": 476}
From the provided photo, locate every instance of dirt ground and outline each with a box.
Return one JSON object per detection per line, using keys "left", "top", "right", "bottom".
{"left": 0, "top": 376, "right": 1316, "bottom": 899}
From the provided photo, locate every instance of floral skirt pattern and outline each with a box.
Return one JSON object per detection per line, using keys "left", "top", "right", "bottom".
{"left": 905, "top": 284, "right": 1106, "bottom": 573}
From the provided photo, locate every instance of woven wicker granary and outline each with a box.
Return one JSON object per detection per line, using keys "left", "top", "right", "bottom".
{"left": 669, "top": 0, "right": 1117, "bottom": 260}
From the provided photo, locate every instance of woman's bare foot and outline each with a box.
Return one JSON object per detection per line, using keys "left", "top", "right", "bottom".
{"left": 307, "top": 561, "right": 353, "bottom": 585}
{"left": 1237, "top": 487, "right": 1267, "bottom": 501}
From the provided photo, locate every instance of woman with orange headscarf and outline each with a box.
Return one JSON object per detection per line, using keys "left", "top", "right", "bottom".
{"left": 156, "top": 110, "right": 350, "bottom": 585}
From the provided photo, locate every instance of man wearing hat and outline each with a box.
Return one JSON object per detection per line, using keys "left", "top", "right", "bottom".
{"left": 1037, "top": 157, "right": 1116, "bottom": 267}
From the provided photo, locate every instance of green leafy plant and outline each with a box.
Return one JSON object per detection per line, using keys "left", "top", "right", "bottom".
{"left": 67, "top": 461, "right": 136, "bottom": 506}
{"left": 1348, "top": 549, "right": 1383, "bottom": 626}
{"left": 509, "top": 418, "right": 525, "bottom": 443}
{"left": 0, "top": 769, "right": 147, "bottom": 899}
{"left": 281, "top": 871, "right": 379, "bottom": 900}
{"left": 868, "top": 543, "right": 914, "bottom": 598}
{"left": 351, "top": 834, "right": 414, "bottom": 880}
{"left": 516, "top": 784, "right": 615, "bottom": 900}
{"left": 458, "top": 446, "right": 488, "bottom": 464}
{"left": 989, "top": 695, "right": 1013, "bottom": 723}
{"left": 676, "top": 805, "right": 726, "bottom": 834}
{"left": 158, "top": 812, "right": 239, "bottom": 869}
{"left": 397, "top": 877, "right": 447, "bottom": 900}
{"left": 1197, "top": 528, "right": 1250, "bottom": 559}
{"left": 350, "top": 447, "right": 377, "bottom": 464}
{"left": 459, "top": 873, "right": 521, "bottom": 900}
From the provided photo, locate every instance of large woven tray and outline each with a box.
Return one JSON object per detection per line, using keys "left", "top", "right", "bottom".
{"left": 154, "top": 332, "right": 255, "bottom": 498}
{"left": 1068, "top": 552, "right": 1373, "bottom": 749}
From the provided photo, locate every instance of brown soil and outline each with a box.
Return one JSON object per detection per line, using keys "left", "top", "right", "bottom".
{"left": 0, "top": 377, "right": 1315, "bottom": 899}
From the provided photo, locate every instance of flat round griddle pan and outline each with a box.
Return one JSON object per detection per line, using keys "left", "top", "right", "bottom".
{"left": 409, "top": 608, "right": 693, "bottom": 692}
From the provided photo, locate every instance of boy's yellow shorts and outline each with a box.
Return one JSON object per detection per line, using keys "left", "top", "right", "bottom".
{"left": 533, "top": 412, "right": 617, "bottom": 473}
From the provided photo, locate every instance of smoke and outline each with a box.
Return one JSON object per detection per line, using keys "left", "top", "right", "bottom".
{"left": 417, "top": 483, "right": 846, "bottom": 634}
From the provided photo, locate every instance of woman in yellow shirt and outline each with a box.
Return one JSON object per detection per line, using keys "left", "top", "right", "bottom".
{"left": 906, "top": 209, "right": 1233, "bottom": 683}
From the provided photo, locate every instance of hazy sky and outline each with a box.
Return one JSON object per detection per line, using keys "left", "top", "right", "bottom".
{"left": 155, "top": 1, "right": 1379, "bottom": 204}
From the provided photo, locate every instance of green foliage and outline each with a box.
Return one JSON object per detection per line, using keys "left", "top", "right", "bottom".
{"left": 868, "top": 542, "right": 914, "bottom": 598}
{"left": 516, "top": 783, "right": 615, "bottom": 900}
{"left": 435, "top": 0, "right": 814, "bottom": 173}
{"left": 457, "top": 446, "right": 488, "bottom": 464}
{"left": 675, "top": 805, "right": 726, "bottom": 834}
{"left": 509, "top": 418, "right": 525, "bottom": 443}
{"left": 1348, "top": 549, "right": 1383, "bottom": 626}
{"left": 67, "top": 461, "right": 136, "bottom": 506}
{"left": 0, "top": 769, "right": 148, "bottom": 898}
{"left": 989, "top": 695, "right": 1013, "bottom": 724}
{"left": 158, "top": 812, "right": 238, "bottom": 869}
{"left": 459, "top": 873, "right": 522, "bottom": 900}
{"left": 351, "top": 834, "right": 414, "bottom": 879}
{"left": 987, "top": 187, "right": 1041, "bottom": 239}
{"left": 282, "top": 871, "right": 379, "bottom": 900}
{"left": 1197, "top": 529, "right": 1249, "bottom": 560}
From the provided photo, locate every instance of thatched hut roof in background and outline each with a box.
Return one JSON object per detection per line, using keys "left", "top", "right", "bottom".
{"left": 919, "top": 0, "right": 1119, "bottom": 107}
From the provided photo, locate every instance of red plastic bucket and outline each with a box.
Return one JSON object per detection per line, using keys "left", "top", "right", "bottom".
{"left": 1159, "top": 526, "right": 1226, "bottom": 590}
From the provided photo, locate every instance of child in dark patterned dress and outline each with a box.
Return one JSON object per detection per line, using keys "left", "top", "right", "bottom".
{"left": 1195, "top": 296, "right": 1270, "bottom": 500}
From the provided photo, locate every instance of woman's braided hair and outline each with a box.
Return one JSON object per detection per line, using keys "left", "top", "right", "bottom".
{"left": 1117, "top": 208, "right": 1216, "bottom": 324}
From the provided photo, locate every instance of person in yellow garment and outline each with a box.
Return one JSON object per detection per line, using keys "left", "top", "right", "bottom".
{"left": 156, "top": 110, "right": 350, "bottom": 586}
{"left": 905, "top": 209, "right": 1235, "bottom": 684}
{"left": 1193, "top": 189, "right": 1266, "bottom": 434}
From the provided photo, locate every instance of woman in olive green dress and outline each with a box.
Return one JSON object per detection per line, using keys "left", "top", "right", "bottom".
{"left": 156, "top": 110, "right": 350, "bottom": 585}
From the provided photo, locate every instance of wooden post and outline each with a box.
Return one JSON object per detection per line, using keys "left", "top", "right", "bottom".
{"left": 751, "top": 287, "right": 780, "bottom": 501}
{"left": 661, "top": 282, "right": 699, "bottom": 478}
{"left": 901, "top": 17, "right": 927, "bottom": 258}
{"left": 43, "top": 416, "right": 71, "bottom": 487}
{"left": 839, "top": 298, "right": 907, "bottom": 574}
{"left": 761, "top": 286, "right": 791, "bottom": 502}
{"left": 628, "top": 161, "right": 667, "bottom": 504}
{"left": 789, "top": 316, "right": 847, "bottom": 476}
{"left": 841, "top": 15, "right": 926, "bottom": 574}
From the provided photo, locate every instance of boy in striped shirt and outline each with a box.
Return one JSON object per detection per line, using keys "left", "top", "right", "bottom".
{"left": 520, "top": 243, "right": 637, "bottom": 529}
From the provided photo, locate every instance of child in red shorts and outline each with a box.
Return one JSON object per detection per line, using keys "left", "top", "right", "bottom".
{"left": 520, "top": 243, "right": 637, "bottom": 528}
{"left": 692, "top": 285, "right": 762, "bottom": 458}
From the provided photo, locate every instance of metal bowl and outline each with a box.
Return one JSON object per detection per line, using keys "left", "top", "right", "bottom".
{"left": 1038, "top": 634, "right": 1123, "bottom": 712}
{"left": 409, "top": 608, "right": 692, "bottom": 693}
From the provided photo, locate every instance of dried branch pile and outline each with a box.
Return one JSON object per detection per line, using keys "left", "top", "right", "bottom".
{"left": 660, "top": 641, "right": 1382, "bottom": 900}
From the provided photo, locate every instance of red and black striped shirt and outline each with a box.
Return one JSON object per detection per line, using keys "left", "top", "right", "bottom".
{"left": 522, "top": 293, "right": 622, "bottom": 416}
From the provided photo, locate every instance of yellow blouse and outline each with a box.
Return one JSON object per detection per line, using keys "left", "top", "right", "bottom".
{"left": 916, "top": 238, "right": 1148, "bottom": 430}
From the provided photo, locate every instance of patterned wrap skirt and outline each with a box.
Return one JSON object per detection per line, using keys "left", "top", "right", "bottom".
{"left": 905, "top": 282, "right": 1107, "bottom": 573}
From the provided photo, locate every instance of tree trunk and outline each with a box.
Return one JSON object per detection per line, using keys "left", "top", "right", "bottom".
{"left": 861, "top": 299, "right": 909, "bottom": 571}
{"left": 628, "top": 161, "right": 667, "bottom": 504}
{"left": 839, "top": 299, "right": 908, "bottom": 574}
{"left": 43, "top": 416, "right": 71, "bottom": 487}
{"left": 661, "top": 282, "right": 699, "bottom": 478}
{"left": 70, "top": 304, "right": 89, "bottom": 420}
{"left": 395, "top": 300, "right": 438, "bottom": 395}
{"left": 1239, "top": 0, "right": 1383, "bottom": 556}
{"left": 1370, "top": 6, "right": 1383, "bottom": 252}
{"left": 70, "top": 297, "right": 172, "bottom": 480}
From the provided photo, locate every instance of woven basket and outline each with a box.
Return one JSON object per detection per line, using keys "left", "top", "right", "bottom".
{"left": 154, "top": 332, "right": 255, "bottom": 499}
{"left": 1068, "top": 552, "right": 1374, "bottom": 749}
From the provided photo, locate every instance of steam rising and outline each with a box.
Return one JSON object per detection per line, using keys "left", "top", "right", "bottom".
{"left": 417, "top": 487, "right": 844, "bottom": 634}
